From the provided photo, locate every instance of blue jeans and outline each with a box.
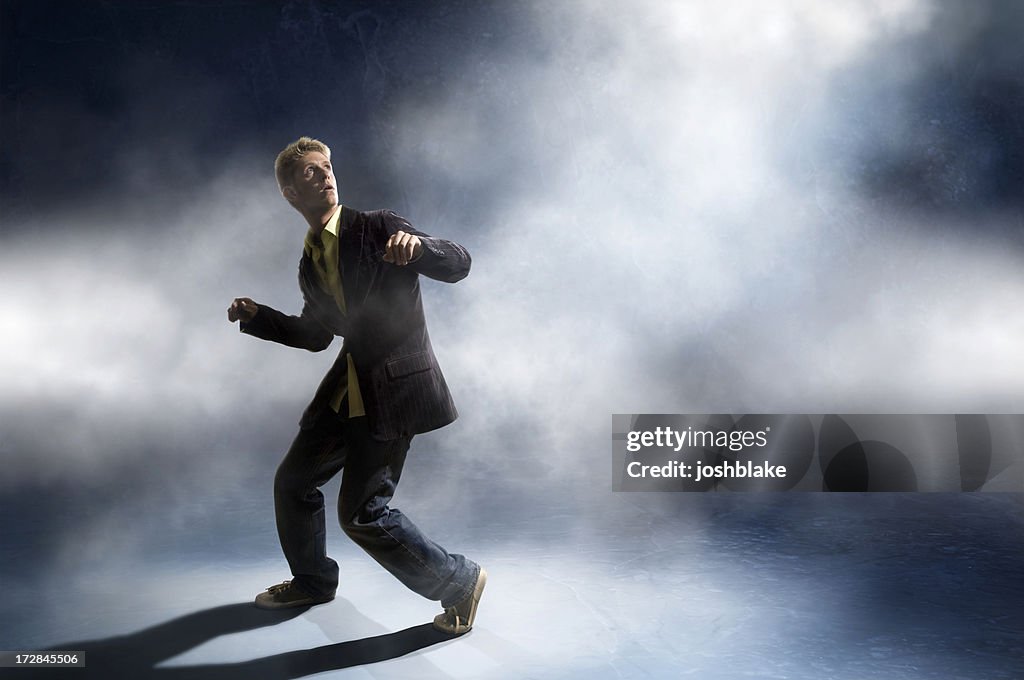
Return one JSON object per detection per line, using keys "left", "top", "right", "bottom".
{"left": 273, "top": 413, "right": 479, "bottom": 608}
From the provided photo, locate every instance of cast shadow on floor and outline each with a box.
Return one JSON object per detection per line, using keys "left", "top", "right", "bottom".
{"left": 27, "top": 600, "right": 460, "bottom": 679}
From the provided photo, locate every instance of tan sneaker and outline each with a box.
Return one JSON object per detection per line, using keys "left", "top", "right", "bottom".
{"left": 433, "top": 568, "right": 487, "bottom": 634}
{"left": 254, "top": 580, "right": 334, "bottom": 610}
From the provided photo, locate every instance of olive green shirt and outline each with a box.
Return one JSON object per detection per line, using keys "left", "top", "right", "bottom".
{"left": 303, "top": 205, "right": 365, "bottom": 418}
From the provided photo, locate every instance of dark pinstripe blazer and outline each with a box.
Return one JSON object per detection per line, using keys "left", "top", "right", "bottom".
{"left": 241, "top": 207, "right": 471, "bottom": 440}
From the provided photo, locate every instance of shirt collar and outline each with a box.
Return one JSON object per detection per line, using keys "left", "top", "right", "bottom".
{"left": 304, "top": 205, "right": 343, "bottom": 256}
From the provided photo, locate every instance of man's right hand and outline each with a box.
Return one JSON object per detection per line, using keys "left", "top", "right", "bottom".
{"left": 228, "top": 297, "right": 258, "bottom": 323}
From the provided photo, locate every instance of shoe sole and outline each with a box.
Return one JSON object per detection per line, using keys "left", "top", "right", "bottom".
{"left": 254, "top": 594, "right": 334, "bottom": 610}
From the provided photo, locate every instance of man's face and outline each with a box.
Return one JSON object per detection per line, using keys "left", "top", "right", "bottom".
{"left": 284, "top": 151, "right": 338, "bottom": 211}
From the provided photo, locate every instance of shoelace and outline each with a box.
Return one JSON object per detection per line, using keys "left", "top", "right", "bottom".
{"left": 442, "top": 607, "right": 462, "bottom": 629}
{"left": 266, "top": 581, "right": 292, "bottom": 594}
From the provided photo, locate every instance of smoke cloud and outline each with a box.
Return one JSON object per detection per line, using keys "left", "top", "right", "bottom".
{"left": 1, "top": 0, "right": 1022, "bottom": 521}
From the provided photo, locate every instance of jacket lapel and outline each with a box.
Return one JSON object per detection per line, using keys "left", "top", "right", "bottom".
{"left": 336, "top": 207, "right": 379, "bottom": 312}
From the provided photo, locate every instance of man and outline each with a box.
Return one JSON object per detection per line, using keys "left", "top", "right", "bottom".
{"left": 227, "top": 136, "right": 484, "bottom": 635}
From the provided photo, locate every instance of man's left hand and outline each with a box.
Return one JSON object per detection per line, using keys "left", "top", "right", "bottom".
{"left": 383, "top": 230, "right": 422, "bottom": 266}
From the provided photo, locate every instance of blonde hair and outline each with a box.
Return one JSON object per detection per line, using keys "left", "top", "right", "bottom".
{"left": 274, "top": 136, "right": 331, "bottom": 191}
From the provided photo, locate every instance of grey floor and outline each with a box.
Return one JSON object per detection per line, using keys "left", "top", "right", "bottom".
{"left": 2, "top": 484, "right": 1021, "bottom": 679}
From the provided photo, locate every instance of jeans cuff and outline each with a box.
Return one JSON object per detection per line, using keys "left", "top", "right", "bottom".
{"left": 440, "top": 561, "right": 480, "bottom": 608}
{"left": 293, "top": 576, "right": 337, "bottom": 600}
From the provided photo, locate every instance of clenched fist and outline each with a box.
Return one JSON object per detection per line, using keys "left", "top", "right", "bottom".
{"left": 227, "top": 297, "right": 258, "bottom": 323}
{"left": 383, "top": 230, "right": 422, "bottom": 266}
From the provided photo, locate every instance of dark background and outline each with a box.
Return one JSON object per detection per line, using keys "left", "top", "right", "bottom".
{"left": 1, "top": 1, "right": 1022, "bottom": 677}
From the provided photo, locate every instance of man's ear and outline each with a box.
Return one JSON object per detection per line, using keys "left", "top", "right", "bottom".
{"left": 282, "top": 186, "right": 297, "bottom": 202}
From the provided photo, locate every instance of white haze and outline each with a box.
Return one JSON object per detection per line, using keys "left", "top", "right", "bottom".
{"left": 1, "top": 0, "right": 1022, "bottom": 493}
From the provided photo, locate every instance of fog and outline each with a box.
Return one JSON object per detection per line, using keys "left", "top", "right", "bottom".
{"left": 1, "top": 5, "right": 1022, "bottom": 675}
{"left": 1, "top": 0, "right": 1022, "bottom": 576}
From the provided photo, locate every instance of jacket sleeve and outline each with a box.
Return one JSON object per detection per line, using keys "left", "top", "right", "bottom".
{"left": 239, "top": 299, "right": 334, "bottom": 352}
{"left": 382, "top": 210, "right": 471, "bottom": 284}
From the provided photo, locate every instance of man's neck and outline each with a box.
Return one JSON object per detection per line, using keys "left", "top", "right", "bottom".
{"left": 302, "top": 204, "right": 341, "bottom": 234}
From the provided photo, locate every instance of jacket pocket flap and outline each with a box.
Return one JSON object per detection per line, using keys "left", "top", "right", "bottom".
{"left": 386, "top": 352, "right": 432, "bottom": 379}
